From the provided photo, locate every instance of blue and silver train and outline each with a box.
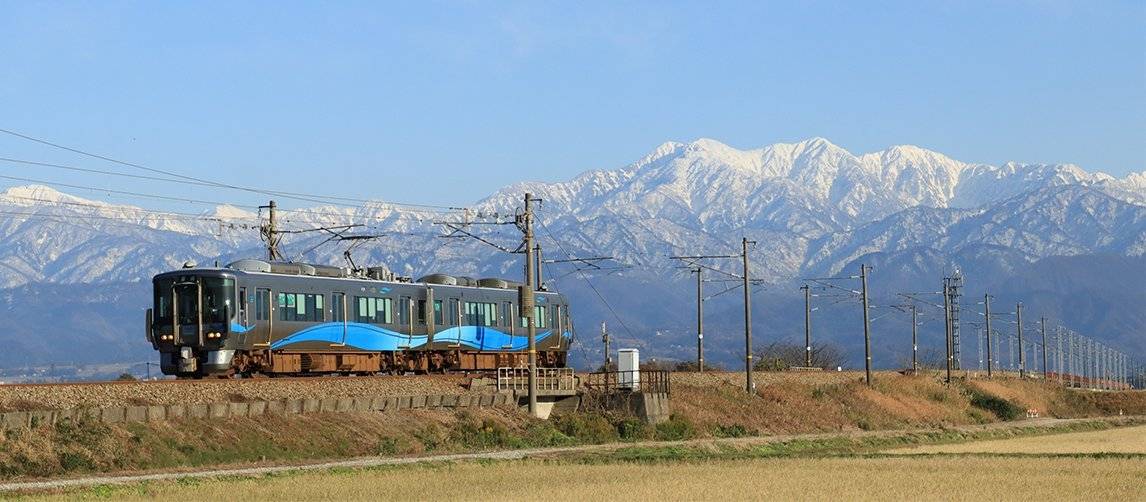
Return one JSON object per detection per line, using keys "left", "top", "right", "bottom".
{"left": 146, "top": 259, "right": 573, "bottom": 377}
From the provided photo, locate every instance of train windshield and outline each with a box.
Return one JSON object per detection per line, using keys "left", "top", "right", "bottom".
{"left": 154, "top": 276, "right": 235, "bottom": 326}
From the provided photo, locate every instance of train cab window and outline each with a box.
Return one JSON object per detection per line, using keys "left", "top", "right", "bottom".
{"left": 255, "top": 289, "right": 270, "bottom": 321}
{"left": 332, "top": 293, "right": 345, "bottom": 322}
{"left": 355, "top": 296, "right": 392, "bottom": 324}
{"left": 278, "top": 293, "right": 324, "bottom": 322}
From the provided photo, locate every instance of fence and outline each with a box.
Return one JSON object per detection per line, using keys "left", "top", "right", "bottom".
{"left": 583, "top": 370, "right": 670, "bottom": 394}
{"left": 495, "top": 367, "right": 576, "bottom": 393}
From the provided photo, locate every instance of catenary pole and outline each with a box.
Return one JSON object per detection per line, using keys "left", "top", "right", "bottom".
{"left": 1022, "top": 302, "right": 1031, "bottom": 375}
{"left": 943, "top": 283, "right": 952, "bottom": 384}
{"left": 1041, "top": 317, "right": 1048, "bottom": 380}
{"left": 861, "top": 264, "right": 872, "bottom": 386}
{"left": 523, "top": 193, "right": 538, "bottom": 417}
{"left": 696, "top": 268, "right": 704, "bottom": 372}
{"left": 803, "top": 284, "right": 812, "bottom": 367}
{"left": 911, "top": 304, "right": 918, "bottom": 372}
{"left": 984, "top": 294, "right": 993, "bottom": 377}
{"left": 742, "top": 237, "right": 754, "bottom": 394}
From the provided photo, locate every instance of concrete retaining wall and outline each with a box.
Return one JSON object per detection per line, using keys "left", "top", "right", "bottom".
{"left": 0, "top": 392, "right": 517, "bottom": 431}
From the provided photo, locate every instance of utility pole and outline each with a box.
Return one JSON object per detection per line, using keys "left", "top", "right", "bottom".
{"left": 1016, "top": 303, "right": 1025, "bottom": 379}
{"left": 521, "top": 193, "right": 538, "bottom": 417}
{"left": 259, "top": 200, "right": 284, "bottom": 261}
{"left": 943, "top": 283, "right": 952, "bottom": 384}
{"left": 910, "top": 304, "right": 918, "bottom": 372}
{"left": 802, "top": 284, "right": 812, "bottom": 367}
{"left": 695, "top": 268, "right": 704, "bottom": 372}
{"left": 601, "top": 321, "right": 610, "bottom": 371}
{"left": 1041, "top": 317, "right": 1048, "bottom": 381}
{"left": 861, "top": 264, "right": 872, "bottom": 386}
{"left": 984, "top": 294, "right": 993, "bottom": 378}
{"left": 743, "top": 237, "right": 755, "bottom": 394}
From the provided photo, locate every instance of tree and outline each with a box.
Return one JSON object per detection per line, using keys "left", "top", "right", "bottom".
{"left": 754, "top": 341, "right": 847, "bottom": 371}
{"left": 116, "top": 372, "right": 137, "bottom": 381}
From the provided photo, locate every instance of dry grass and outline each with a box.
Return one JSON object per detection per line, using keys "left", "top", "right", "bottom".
{"left": 35, "top": 456, "right": 1145, "bottom": 501}
{"left": 890, "top": 424, "right": 1146, "bottom": 455}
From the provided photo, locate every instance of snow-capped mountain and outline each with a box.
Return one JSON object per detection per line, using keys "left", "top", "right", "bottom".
{"left": 0, "top": 137, "right": 1143, "bottom": 368}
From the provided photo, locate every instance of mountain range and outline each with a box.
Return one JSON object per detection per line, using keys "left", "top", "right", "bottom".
{"left": 0, "top": 137, "right": 1142, "bottom": 371}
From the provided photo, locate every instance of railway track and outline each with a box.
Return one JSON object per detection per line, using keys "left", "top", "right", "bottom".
{"left": 0, "top": 373, "right": 479, "bottom": 411}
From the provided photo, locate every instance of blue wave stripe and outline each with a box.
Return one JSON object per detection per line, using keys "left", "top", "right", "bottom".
{"left": 269, "top": 322, "right": 570, "bottom": 352}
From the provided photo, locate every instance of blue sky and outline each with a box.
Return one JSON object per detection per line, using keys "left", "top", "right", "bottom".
{"left": 1, "top": 1, "right": 1143, "bottom": 210}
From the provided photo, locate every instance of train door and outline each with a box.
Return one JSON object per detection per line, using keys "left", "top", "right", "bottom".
{"left": 448, "top": 297, "right": 462, "bottom": 347}
{"left": 331, "top": 293, "right": 347, "bottom": 346}
{"left": 253, "top": 288, "right": 272, "bottom": 346}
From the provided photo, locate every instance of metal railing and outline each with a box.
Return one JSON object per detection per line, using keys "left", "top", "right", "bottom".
{"left": 496, "top": 367, "right": 576, "bottom": 393}
{"left": 583, "top": 370, "right": 670, "bottom": 394}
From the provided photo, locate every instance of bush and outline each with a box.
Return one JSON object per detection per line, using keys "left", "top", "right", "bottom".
{"left": 654, "top": 415, "right": 696, "bottom": 441}
{"left": 714, "top": 424, "right": 750, "bottom": 438}
{"left": 450, "top": 415, "right": 517, "bottom": 449}
{"left": 969, "top": 391, "right": 1023, "bottom": 421}
{"left": 616, "top": 418, "right": 651, "bottom": 441}
{"left": 413, "top": 424, "right": 447, "bottom": 452}
{"left": 552, "top": 413, "right": 618, "bottom": 444}
{"left": 116, "top": 373, "right": 137, "bottom": 381}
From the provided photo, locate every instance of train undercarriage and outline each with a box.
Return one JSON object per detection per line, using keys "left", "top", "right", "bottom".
{"left": 172, "top": 349, "right": 567, "bottom": 379}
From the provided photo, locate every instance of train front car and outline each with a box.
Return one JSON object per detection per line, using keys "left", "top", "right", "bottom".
{"left": 147, "top": 267, "right": 240, "bottom": 377}
{"left": 145, "top": 260, "right": 574, "bottom": 378}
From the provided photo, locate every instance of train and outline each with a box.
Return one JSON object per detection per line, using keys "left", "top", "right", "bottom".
{"left": 146, "top": 259, "right": 573, "bottom": 378}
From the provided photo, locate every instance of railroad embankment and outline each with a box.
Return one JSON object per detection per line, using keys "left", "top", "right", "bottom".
{"left": 0, "top": 371, "right": 1142, "bottom": 481}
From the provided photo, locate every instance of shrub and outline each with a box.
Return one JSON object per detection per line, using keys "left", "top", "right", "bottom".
{"left": 616, "top": 418, "right": 651, "bottom": 441}
{"left": 714, "top": 424, "right": 750, "bottom": 438}
{"left": 969, "top": 391, "right": 1023, "bottom": 421}
{"left": 552, "top": 413, "right": 618, "bottom": 444}
{"left": 413, "top": 424, "right": 447, "bottom": 452}
{"left": 654, "top": 415, "right": 696, "bottom": 441}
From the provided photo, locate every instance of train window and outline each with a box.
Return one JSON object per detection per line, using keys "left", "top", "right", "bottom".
{"left": 464, "top": 302, "right": 497, "bottom": 327}
{"left": 535, "top": 306, "right": 547, "bottom": 328}
{"left": 355, "top": 296, "right": 392, "bottom": 324}
{"left": 447, "top": 299, "right": 459, "bottom": 326}
{"left": 256, "top": 289, "right": 270, "bottom": 321}
{"left": 277, "top": 293, "right": 324, "bottom": 322}
{"left": 502, "top": 302, "right": 511, "bottom": 327}
{"left": 417, "top": 300, "right": 426, "bottom": 324}
{"left": 433, "top": 300, "right": 443, "bottom": 325}
{"left": 332, "top": 293, "right": 345, "bottom": 322}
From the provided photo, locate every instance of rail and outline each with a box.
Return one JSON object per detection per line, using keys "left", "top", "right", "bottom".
{"left": 583, "top": 370, "right": 670, "bottom": 394}
{"left": 495, "top": 367, "right": 576, "bottom": 393}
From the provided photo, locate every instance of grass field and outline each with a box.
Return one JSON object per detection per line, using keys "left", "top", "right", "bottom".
{"left": 28, "top": 456, "right": 1145, "bottom": 501}
{"left": 889, "top": 424, "right": 1146, "bottom": 455}
{"left": 21, "top": 422, "right": 1146, "bottom": 501}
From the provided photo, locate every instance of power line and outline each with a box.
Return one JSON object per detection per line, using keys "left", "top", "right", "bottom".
{"left": 0, "top": 128, "right": 465, "bottom": 211}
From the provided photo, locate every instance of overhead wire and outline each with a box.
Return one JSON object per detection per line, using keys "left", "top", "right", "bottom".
{"left": 0, "top": 127, "right": 466, "bottom": 211}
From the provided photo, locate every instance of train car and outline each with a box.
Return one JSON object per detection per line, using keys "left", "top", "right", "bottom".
{"left": 146, "top": 259, "right": 573, "bottom": 378}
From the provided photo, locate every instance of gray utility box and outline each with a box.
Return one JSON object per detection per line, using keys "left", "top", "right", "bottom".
{"left": 618, "top": 348, "right": 640, "bottom": 390}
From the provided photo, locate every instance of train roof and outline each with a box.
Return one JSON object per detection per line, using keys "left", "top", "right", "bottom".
{"left": 155, "top": 259, "right": 552, "bottom": 294}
